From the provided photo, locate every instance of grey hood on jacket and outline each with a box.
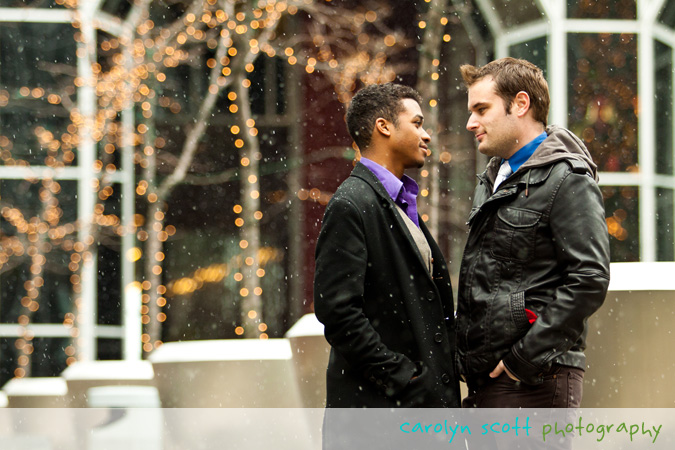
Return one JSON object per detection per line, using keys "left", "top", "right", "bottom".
{"left": 485, "top": 125, "right": 599, "bottom": 183}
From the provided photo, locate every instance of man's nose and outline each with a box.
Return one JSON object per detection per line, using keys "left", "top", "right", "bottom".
{"left": 466, "top": 115, "right": 478, "bottom": 131}
{"left": 422, "top": 129, "right": 431, "bottom": 142}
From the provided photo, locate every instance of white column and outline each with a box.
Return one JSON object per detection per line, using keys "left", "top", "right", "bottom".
{"left": 548, "top": 0, "right": 567, "bottom": 127}
{"left": 117, "top": 10, "right": 141, "bottom": 359}
{"left": 121, "top": 85, "right": 140, "bottom": 360}
{"left": 76, "top": 0, "right": 98, "bottom": 360}
{"left": 638, "top": 0, "right": 657, "bottom": 262}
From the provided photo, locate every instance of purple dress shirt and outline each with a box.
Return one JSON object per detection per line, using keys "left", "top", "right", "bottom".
{"left": 360, "top": 157, "right": 421, "bottom": 227}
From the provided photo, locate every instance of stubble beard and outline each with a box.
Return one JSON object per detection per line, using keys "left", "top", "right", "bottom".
{"left": 479, "top": 134, "right": 517, "bottom": 160}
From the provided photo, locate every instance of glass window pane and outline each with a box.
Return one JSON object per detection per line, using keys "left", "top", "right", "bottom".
{"left": 276, "top": 57, "right": 287, "bottom": 115}
{"left": 0, "top": 179, "right": 77, "bottom": 229}
{"left": 657, "top": 188, "right": 674, "bottom": 261}
{"left": 0, "top": 110, "right": 72, "bottom": 166}
{"left": 0, "top": 250, "right": 73, "bottom": 324}
{"left": 509, "top": 37, "right": 548, "bottom": 80}
{"left": 568, "top": 33, "right": 638, "bottom": 172}
{"left": 0, "top": 179, "right": 77, "bottom": 324}
{"left": 30, "top": 337, "right": 70, "bottom": 377}
{"left": 98, "top": 245, "right": 121, "bottom": 325}
{"left": 469, "top": 2, "right": 493, "bottom": 44}
{"left": 0, "top": 23, "right": 75, "bottom": 166}
{"left": 0, "top": 337, "right": 17, "bottom": 386}
{"left": 491, "top": 0, "right": 544, "bottom": 28}
{"left": 101, "top": 0, "right": 134, "bottom": 18}
{"left": 602, "top": 186, "right": 639, "bottom": 262}
{"left": 97, "top": 338, "right": 122, "bottom": 360}
{"left": 249, "top": 57, "right": 267, "bottom": 116}
{"left": 567, "top": 0, "right": 636, "bottom": 20}
{"left": 97, "top": 183, "right": 122, "bottom": 325}
{"left": 159, "top": 62, "right": 194, "bottom": 119}
{"left": 0, "top": 337, "right": 70, "bottom": 386}
{"left": 655, "top": 40, "right": 673, "bottom": 176}
{"left": 0, "top": 23, "right": 75, "bottom": 90}
{"left": 659, "top": 1, "right": 675, "bottom": 29}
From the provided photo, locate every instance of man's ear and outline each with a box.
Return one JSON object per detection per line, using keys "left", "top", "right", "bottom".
{"left": 512, "top": 91, "right": 531, "bottom": 118}
{"left": 374, "top": 118, "right": 391, "bottom": 137}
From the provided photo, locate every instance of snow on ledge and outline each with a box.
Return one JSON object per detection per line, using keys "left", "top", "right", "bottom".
{"left": 284, "top": 313, "right": 324, "bottom": 338}
{"left": 1, "top": 377, "right": 68, "bottom": 397}
{"left": 61, "top": 360, "right": 154, "bottom": 380}
{"left": 148, "top": 338, "right": 293, "bottom": 363}
{"left": 608, "top": 262, "right": 675, "bottom": 291}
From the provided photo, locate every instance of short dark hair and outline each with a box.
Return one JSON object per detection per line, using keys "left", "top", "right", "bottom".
{"left": 460, "top": 57, "right": 550, "bottom": 126}
{"left": 346, "top": 83, "right": 423, "bottom": 151}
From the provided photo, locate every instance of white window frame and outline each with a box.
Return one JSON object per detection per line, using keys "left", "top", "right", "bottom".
{"left": 0, "top": 4, "right": 139, "bottom": 360}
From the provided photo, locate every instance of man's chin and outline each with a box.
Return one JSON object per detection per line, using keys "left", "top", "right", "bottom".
{"left": 477, "top": 146, "right": 494, "bottom": 157}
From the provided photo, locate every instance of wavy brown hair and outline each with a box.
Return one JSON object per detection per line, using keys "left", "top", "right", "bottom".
{"left": 460, "top": 57, "right": 549, "bottom": 126}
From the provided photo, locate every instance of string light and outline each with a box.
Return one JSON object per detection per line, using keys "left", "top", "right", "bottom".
{"left": 296, "top": 187, "right": 332, "bottom": 205}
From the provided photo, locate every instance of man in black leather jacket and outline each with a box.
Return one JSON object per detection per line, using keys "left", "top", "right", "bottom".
{"left": 456, "top": 58, "right": 610, "bottom": 408}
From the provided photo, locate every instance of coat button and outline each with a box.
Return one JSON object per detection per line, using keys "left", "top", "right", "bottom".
{"left": 441, "top": 373, "right": 451, "bottom": 384}
{"left": 426, "top": 291, "right": 435, "bottom": 301}
{"left": 434, "top": 333, "right": 443, "bottom": 343}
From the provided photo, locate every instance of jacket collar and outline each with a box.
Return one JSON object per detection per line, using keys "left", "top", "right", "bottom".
{"left": 350, "top": 161, "right": 394, "bottom": 202}
{"left": 479, "top": 162, "right": 553, "bottom": 192}
{"left": 482, "top": 125, "right": 598, "bottom": 187}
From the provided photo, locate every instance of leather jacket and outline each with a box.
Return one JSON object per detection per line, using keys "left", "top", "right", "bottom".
{"left": 455, "top": 126, "right": 611, "bottom": 385}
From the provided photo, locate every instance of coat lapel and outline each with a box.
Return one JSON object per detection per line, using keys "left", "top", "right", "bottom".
{"left": 350, "top": 163, "right": 434, "bottom": 279}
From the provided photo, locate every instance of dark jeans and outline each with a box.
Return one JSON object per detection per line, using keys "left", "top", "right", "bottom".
{"left": 462, "top": 364, "right": 584, "bottom": 408}
{"left": 462, "top": 365, "right": 583, "bottom": 450}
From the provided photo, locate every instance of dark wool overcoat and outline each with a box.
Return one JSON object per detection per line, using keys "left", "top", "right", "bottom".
{"left": 314, "top": 162, "right": 460, "bottom": 408}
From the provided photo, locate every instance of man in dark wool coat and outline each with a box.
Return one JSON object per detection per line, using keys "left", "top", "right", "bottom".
{"left": 313, "top": 83, "right": 460, "bottom": 417}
